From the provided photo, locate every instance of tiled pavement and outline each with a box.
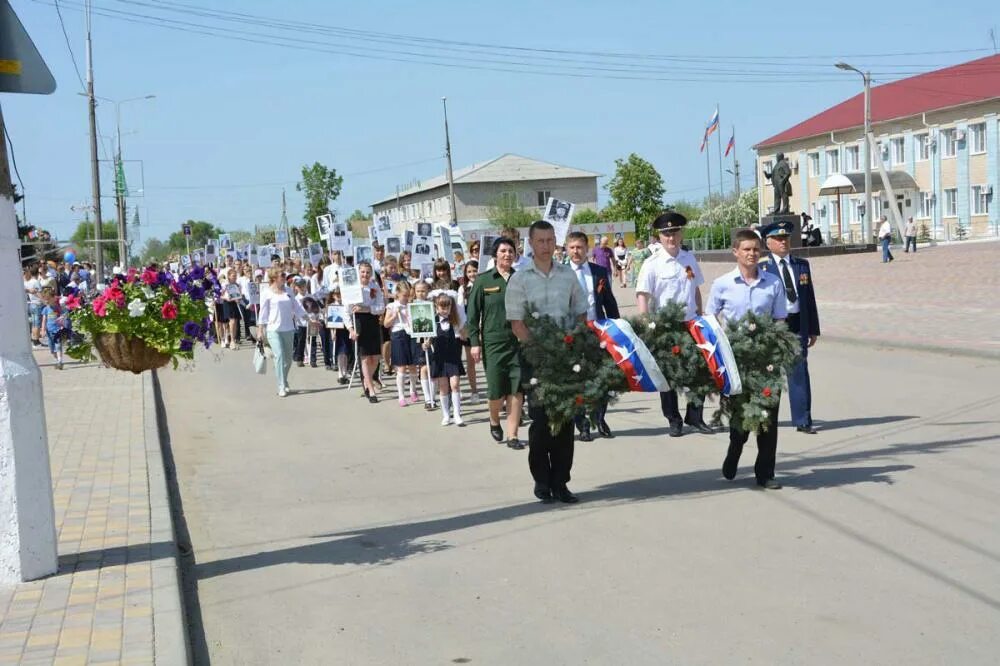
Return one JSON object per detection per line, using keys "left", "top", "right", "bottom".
{"left": 692, "top": 240, "right": 1000, "bottom": 356}
{"left": 0, "top": 359, "right": 187, "bottom": 664}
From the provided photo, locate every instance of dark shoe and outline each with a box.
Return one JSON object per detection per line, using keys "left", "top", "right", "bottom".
{"left": 796, "top": 425, "right": 818, "bottom": 434}
{"left": 684, "top": 417, "right": 713, "bottom": 434}
{"left": 668, "top": 422, "right": 683, "bottom": 437}
{"left": 577, "top": 427, "right": 593, "bottom": 442}
{"left": 553, "top": 486, "right": 579, "bottom": 504}
{"left": 756, "top": 478, "right": 782, "bottom": 490}
{"left": 368, "top": 394, "right": 379, "bottom": 404}
{"left": 489, "top": 423, "right": 504, "bottom": 442}
{"left": 722, "top": 455, "right": 738, "bottom": 480}
{"left": 310, "top": 362, "right": 318, "bottom": 368}
{"left": 507, "top": 438, "right": 525, "bottom": 450}
{"left": 326, "top": 365, "right": 334, "bottom": 371}
{"left": 297, "top": 361, "right": 305, "bottom": 367}
{"left": 424, "top": 402, "right": 434, "bottom": 411}
{"left": 361, "top": 388, "right": 370, "bottom": 398}
{"left": 597, "top": 420, "right": 613, "bottom": 438}
{"left": 338, "top": 376, "right": 349, "bottom": 385}
{"left": 533, "top": 483, "right": 554, "bottom": 503}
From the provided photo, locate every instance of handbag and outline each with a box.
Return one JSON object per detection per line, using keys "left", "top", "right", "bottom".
{"left": 253, "top": 340, "right": 267, "bottom": 375}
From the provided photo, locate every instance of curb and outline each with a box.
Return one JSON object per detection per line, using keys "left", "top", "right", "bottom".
{"left": 142, "top": 371, "right": 192, "bottom": 665}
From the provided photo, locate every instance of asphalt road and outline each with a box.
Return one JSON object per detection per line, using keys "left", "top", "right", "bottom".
{"left": 159, "top": 338, "right": 1000, "bottom": 665}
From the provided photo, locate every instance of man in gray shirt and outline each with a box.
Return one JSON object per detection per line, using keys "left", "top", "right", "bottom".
{"left": 506, "top": 220, "right": 588, "bottom": 503}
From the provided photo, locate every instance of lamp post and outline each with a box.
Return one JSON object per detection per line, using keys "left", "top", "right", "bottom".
{"left": 836, "top": 62, "right": 872, "bottom": 241}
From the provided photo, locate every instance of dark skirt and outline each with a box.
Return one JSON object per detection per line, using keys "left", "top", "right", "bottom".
{"left": 333, "top": 327, "right": 351, "bottom": 357}
{"left": 429, "top": 333, "right": 465, "bottom": 379}
{"left": 354, "top": 312, "right": 383, "bottom": 357}
{"left": 390, "top": 329, "right": 418, "bottom": 367}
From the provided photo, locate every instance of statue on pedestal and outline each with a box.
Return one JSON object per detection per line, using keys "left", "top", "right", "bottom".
{"left": 764, "top": 152, "right": 793, "bottom": 214}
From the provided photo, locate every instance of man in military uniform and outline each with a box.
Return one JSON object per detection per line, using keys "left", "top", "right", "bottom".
{"left": 636, "top": 212, "right": 713, "bottom": 437}
{"left": 467, "top": 237, "right": 525, "bottom": 450}
{"left": 761, "top": 219, "right": 821, "bottom": 434}
{"left": 507, "top": 220, "right": 588, "bottom": 504}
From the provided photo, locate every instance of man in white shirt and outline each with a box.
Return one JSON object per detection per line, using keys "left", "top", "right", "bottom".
{"left": 904, "top": 216, "right": 918, "bottom": 253}
{"left": 878, "top": 216, "right": 895, "bottom": 263}
{"left": 322, "top": 251, "right": 342, "bottom": 291}
{"left": 565, "top": 231, "right": 620, "bottom": 440}
{"left": 636, "top": 212, "right": 712, "bottom": 437}
{"left": 23, "top": 267, "right": 43, "bottom": 346}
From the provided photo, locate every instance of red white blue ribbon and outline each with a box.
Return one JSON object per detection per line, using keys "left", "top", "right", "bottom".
{"left": 588, "top": 318, "right": 670, "bottom": 392}
{"left": 686, "top": 314, "right": 742, "bottom": 396}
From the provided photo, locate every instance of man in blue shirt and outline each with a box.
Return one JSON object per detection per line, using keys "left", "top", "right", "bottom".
{"left": 706, "top": 229, "right": 787, "bottom": 489}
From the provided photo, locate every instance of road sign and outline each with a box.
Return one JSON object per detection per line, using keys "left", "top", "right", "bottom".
{"left": 182, "top": 224, "right": 192, "bottom": 237}
{"left": 0, "top": 1, "right": 56, "bottom": 95}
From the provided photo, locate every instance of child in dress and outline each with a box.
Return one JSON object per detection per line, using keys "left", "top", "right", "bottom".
{"left": 382, "top": 281, "right": 419, "bottom": 406}
{"left": 412, "top": 281, "right": 436, "bottom": 410}
{"left": 423, "top": 290, "right": 466, "bottom": 426}
{"left": 40, "top": 288, "right": 71, "bottom": 370}
{"left": 325, "top": 288, "right": 352, "bottom": 384}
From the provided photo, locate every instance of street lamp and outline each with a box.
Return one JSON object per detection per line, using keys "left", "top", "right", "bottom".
{"left": 836, "top": 62, "right": 872, "bottom": 242}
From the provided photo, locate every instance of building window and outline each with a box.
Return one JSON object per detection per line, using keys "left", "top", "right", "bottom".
{"left": 536, "top": 190, "right": 551, "bottom": 207}
{"left": 826, "top": 149, "right": 840, "bottom": 173}
{"left": 944, "top": 188, "right": 958, "bottom": 216}
{"left": 941, "top": 129, "right": 957, "bottom": 158}
{"left": 498, "top": 191, "right": 517, "bottom": 207}
{"left": 808, "top": 152, "right": 820, "bottom": 177}
{"left": 972, "top": 185, "right": 991, "bottom": 215}
{"left": 846, "top": 145, "right": 860, "bottom": 172}
{"left": 918, "top": 192, "right": 933, "bottom": 218}
{"left": 850, "top": 197, "right": 862, "bottom": 222}
{"left": 970, "top": 123, "right": 987, "bottom": 154}
{"left": 890, "top": 137, "right": 905, "bottom": 165}
{"left": 762, "top": 160, "right": 774, "bottom": 184}
{"left": 916, "top": 134, "right": 930, "bottom": 161}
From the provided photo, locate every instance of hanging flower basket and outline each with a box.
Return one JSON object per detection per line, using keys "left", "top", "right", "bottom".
{"left": 93, "top": 333, "right": 172, "bottom": 374}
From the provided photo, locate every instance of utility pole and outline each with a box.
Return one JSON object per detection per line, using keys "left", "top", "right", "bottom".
{"left": 733, "top": 159, "right": 741, "bottom": 198}
{"left": 836, "top": 62, "right": 873, "bottom": 241}
{"left": 84, "top": 0, "right": 105, "bottom": 279}
{"left": 442, "top": 97, "right": 458, "bottom": 227}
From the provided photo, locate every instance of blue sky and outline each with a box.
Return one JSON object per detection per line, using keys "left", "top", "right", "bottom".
{"left": 5, "top": 0, "right": 998, "bottom": 246}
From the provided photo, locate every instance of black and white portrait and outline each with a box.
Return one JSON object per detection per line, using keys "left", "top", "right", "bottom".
{"left": 416, "top": 222, "right": 432, "bottom": 237}
{"left": 546, "top": 199, "right": 572, "bottom": 223}
{"left": 332, "top": 223, "right": 347, "bottom": 237}
{"left": 386, "top": 236, "right": 402, "bottom": 254}
{"left": 340, "top": 266, "right": 359, "bottom": 287}
{"left": 377, "top": 215, "right": 391, "bottom": 232}
{"left": 355, "top": 244, "right": 373, "bottom": 264}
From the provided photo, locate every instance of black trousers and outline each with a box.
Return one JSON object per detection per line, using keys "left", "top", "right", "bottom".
{"left": 660, "top": 390, "right": 705, "bottom": 426}
{"left": 528, "top": 401, "right": 574, "bottom": 490}
{"left": 574, "top": 399, "right": 609, "bottom": 431}
{"left": 725, "top": 397, "right": 780, "bottom": 482}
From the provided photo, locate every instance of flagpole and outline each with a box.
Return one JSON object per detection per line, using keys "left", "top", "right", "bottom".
{"left": 705, "top": 144, "right": 712, "bottom": 207}
{"left": 731, "top": 126, "right": 741, "bottom": 198}
{"left": 716, "top": 105, "right": 724, "bottom": 201}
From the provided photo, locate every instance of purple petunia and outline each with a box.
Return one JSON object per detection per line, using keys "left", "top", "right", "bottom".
{"left": 188, "top": 285, "right": 206, "bottom": 301}
{"left": 179, "top": 338, "right": 194, "bottom": 352}
{"left": 183, "top": 321, "right": 201, "bottom": 337}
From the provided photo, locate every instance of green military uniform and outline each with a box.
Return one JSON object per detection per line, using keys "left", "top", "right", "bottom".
{"left": 466, "top": 268, "right": 521, "bottom": 400}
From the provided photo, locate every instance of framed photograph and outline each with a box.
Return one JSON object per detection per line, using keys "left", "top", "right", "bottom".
{"left": 257, "top": 246, "right": 273, "bottom": 268}
{"left": 205, "top": 243, "right": 217, "bottom": 265}
{"left": 478, "top": 234, "right": 498, "bottom": 269}
{"left": 541, "top": 197, "right": 575, "bottom": 245}
{"left": 408, "top": 301, "right": 436, "bottom": 339}
{"left": 419, "top": 261, "right": 435, "bottom": 279}
{"left": 169, "top": 262, "right": 180, "bottom": 274}
{"left": 368, "top": 225, "right": 377, "bottom": 242}
{"left": 193, "top": 251, "right": 204, "bottom": 265}
{"left": 354, "top": 244, "right": 373, "bottom": 265}
{"left": 404, "top": 230, "right": 414, "bottom": 253}
{"left": 385, "top": 279, "right": 396, "bottom": 297}
{"left": 325, "top": 304, "right": 347, "bottom": 329}
{"left": 412, "top": 236, "right": 433, "bottom": 264}
{"left": 416, "top": 221, "right": 432, "bottom": 238}
{"left": 275, "top": 229, "right": 289, "bottom": 246}
{"left": 329, "top": 222, "right": 351, "bottom": 251}
{"left": 225, "top": 282, "right": 242, "bottom": 300}
{"left": 308, "top": 242, "right": 324, "bottom": 267}
{"left": 385, "top": 235, "right": 401, "bottom": 255}
{"left": 316, "top": 213, "right": 333, "bottom": 238}
{"left": 246, "top": 281, "right": 260, "bottom": 303}
{"left": 180, "top": 254, "right": 192, "bottom": 268}
{"left": 339, "top": 266, "right": 363, "bottom": 304}
{"left": 375, "top": 214, "right": 393, "bottom": 245}
{"left": 219, "top": 234, "right": 233, "bottom": 251}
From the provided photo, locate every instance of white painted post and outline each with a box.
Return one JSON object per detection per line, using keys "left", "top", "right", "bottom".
{"left": 0, "top": 107, "right": 59, "bottom": 583}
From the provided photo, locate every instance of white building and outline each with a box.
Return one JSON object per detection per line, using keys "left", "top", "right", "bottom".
{"left": 371, "top": 153, "right": 600, "bottom": 235}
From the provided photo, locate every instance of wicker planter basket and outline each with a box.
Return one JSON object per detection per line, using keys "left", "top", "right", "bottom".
{"left": 93, "top": 333, "right": 171, "bottom": 374}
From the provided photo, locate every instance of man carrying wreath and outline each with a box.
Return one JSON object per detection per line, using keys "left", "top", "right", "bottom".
{"left": 506, "top": 221, "right": 588, "bottom": 504}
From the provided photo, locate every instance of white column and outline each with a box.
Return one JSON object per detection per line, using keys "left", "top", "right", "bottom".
{"left": 0, "top": 181, "right": 58, "bottom": 583}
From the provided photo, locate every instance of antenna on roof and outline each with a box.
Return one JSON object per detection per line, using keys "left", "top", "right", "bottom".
{"left": 991, "top": 28, "right": 998, "bottom": 53}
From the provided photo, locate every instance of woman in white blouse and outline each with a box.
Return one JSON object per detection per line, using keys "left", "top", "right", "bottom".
{"left": 258, "top": 267, "right": 306, "bottom": 397}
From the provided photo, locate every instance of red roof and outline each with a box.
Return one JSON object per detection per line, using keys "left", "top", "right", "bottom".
{"left": 756, "top": 54, "right": 1000, "bottom": 149}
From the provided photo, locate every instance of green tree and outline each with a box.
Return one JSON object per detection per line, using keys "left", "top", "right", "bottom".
{"left": 665, "top": 199, "right": 704, "bottom": 224}
{"left": 603, "top": 153, "right": 665, "bottom": 238}
{"left": 71, "top": 219, "right": 121, "bottom": 265}
{"left": 573, "top": 208, "right": 600, "bottom": 225}
{"left": 347, "top": 209, "right": 369, "bottom": 222}
{"left": 140, "top": 238, "right": 170, "bottom": 263}
{"left": 485, "top": 195, "right": 535, "bottom": 231}
{"left": 165, "top": 220, "right": 223, "bottom": 254}
{"left": 297, "top": 162, "right": 344, "bottom": 241}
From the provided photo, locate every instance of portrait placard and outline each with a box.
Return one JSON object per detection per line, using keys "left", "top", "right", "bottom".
{"left": 308, "top": 242, "right": 324, "bottom": 267}
{"left": 275, "top": 229, "right": 289, "bottom": 246}
{"left": 385, "top": 236, "right": 402, "bottom": 255}
{"left": 478, "top": 234, "right": 498, "bottom": 269}
{"left": 354, "top": 244, "right": 373, "bottom": 266}
{"left": 328, "top": 222, "right": 351, "bottom": 251}
{"left": 180, "top": 254, "right": 192, "bottom": 268}
{"left": 541, "top": 197, "right": 575, "bottom": 245}
{"left": 205, "top": 243, "right": 217, "bottom": 266}
{"left": 374, "top": 214, "right": 393, "bottom": 245}
{"left": 218, "top": 234, "right": 233, "bottom": 251}
{"left": 325, "top": 304, "right": 347, "bottom": 329}
{"left": 316, "top": 213, "right": 333, "bottom": 238}
{"left": 408, "top": 302, "right": 436, "bottom": 339}
{"left": 339, "top": 266, "right": 363, "bottom": 304}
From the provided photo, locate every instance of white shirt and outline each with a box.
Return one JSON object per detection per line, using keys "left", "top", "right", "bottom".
{"left": 258, "top": 290, "right": 306, "bottom": 332}
{"left": 879, "top": 221, "right": 893, "bottom": 240}
{"left": 904, "top": 220, "right": 916, "bottom": 236}
{"left": 775, "top": 256, "right": 800, "bottom": 315}
{"left": 570, "top": 261, "right": 597, "bottom": 321}
{"left": 385, "top": 301, "right": 412, "bottom": 333}
{"left": 322, "top": 263, "right": 341, "bottom": 291}
{"left": 24, "top": 278, "right": 41, "bottom": 306}
{"left": 635, "top": 249, "right": 703, "bottom": 320}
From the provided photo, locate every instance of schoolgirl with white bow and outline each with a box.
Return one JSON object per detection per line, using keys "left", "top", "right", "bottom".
{"left": 422, "top": 290, "right": 467, "bottom": 426}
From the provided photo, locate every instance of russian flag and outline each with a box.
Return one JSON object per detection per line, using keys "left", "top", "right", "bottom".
{"left": 724, "top": 131, "right": 736, "bottom": 157}
{"left": 686, "top": 314, "right": 742, "bottom": 396}
{"left": 588, "top": 318, "right": 670, "bottom": 393}
{"left": 704, "top": 108, "right": 720, "bottom": 139}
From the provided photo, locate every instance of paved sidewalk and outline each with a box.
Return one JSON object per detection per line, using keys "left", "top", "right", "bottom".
{"left": 693, "top": 240, "right": 1000, "bottom": 356}
{"left": 0, "top": 356, "right": 187, "bottom": 664}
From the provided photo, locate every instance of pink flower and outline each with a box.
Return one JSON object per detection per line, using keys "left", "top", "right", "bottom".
{"left": 92, "top": 296, "right": 108, "bottom": 317}
{"left": 171, "top": 282, "right": 182, "bottom": 295}
{"left": 126, "top": 267, "right": 139, "bottom": 283}
{"left": 105, "top": 287, "right": 126, "bottom": 308}
{"left": 141, "top": 269, "right": 159, "bottom": 286}
{"left": 161, "top": 301, "right": 178, "bottom": 320}
{"left": 64, "top": 294, "right": 82, "bottom": 311}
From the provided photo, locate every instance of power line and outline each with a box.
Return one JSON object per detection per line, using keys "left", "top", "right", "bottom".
{"left": 53, "top": 0, "right": 87, "bottom": 90}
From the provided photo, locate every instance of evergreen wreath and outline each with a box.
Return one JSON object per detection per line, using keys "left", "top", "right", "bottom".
{"left": 521, "top": 303, "right": 800, "bottom": 434}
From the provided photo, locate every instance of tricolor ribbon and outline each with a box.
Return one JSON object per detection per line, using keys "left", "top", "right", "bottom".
{"left": 686, "top": 314, "right": 742, "bottom": 396}
{"left": 588, "top": 318, "right": 670, "bottom": 392}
